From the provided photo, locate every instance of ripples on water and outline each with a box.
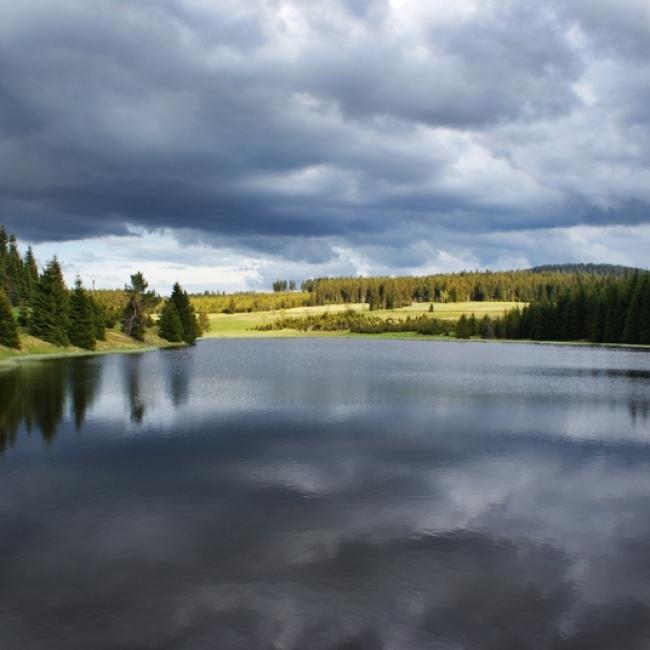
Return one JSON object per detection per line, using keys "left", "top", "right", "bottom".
{"left": 1, "top": 339, "right": 650, "bottom": 649}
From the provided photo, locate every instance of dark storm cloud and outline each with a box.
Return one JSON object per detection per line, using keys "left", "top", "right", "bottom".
{"left": 1, "top": 0, "right": 649, "bottom": 265}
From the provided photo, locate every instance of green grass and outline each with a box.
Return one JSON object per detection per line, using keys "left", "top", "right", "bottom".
{"left": 202, "top": 301, "right": 524, "bottom": 338}
{"left": 0, "top": 328, "right": 183, "bottom": 366}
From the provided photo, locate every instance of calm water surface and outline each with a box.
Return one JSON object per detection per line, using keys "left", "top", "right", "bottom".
{"left": 1, "top": 339, "right": 650, "bottom": 649}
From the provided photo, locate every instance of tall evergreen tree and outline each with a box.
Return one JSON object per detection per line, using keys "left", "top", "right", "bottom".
{"left": 0, "top": 289, "right": 20, "bottom": 349}
{"left": 170, "top": 282, "right": 200, "bottom": 344}
{"left": 68, "top": 277, "right": 96, "bottom": 350}
{"left": 158, "top": 300, "right": 183, "bottom": 342}
{"left": 29, "top": 257, "right": 70, "bottom": 346}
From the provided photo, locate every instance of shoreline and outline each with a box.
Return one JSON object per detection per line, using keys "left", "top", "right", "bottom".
{"left": 0, "top": 332, "right": 186, "bottom": 371}
{"left": 201, "top": 329, "right": 650, "bottom": 351}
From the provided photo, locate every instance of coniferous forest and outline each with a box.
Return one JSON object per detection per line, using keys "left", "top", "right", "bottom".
{"left": 487, "top": 272, "right": 650, "bottom": 344}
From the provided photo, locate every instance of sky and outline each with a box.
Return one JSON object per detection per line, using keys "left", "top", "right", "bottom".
{"left": 1, "top": 0, "right": 650, "bottom": 293}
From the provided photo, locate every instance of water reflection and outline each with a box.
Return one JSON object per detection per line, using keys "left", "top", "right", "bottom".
{"left": 1, "top": 340, "right": 650, "bottom": 649}
{"left": 165, "top": 349, "right": 190, "bottom": 407}
{"left": 0, "top": 350, "right": 195, "bottom": 447}
{"left": 0, "top": 358, "right": 102, "bottom": 449}
{"left": 122, "top": 353, "right": 146, "bottom": 423}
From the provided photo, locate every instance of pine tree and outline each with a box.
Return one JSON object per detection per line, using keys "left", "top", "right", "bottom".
{"left": 68, "top": 277, "right": 96, "bottom": 350}
{"left": 29, "top": 257, "right": 70, "bottom": 346}
{"left": 170, "top": 282, "right": 200, "bottom": 344}
{"left": 158, "top": 300, "right": 183, "bottom": 342}
{"left": 0, "top": 289, "right": 20, "bottom": 349}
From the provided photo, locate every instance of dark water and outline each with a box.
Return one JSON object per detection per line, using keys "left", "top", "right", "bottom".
{"left": 2, "top": 339, "right": 650, "bottom": 649}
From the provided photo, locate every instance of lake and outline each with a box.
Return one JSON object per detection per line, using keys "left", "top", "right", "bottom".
{"left": 1, "top": 338, "right": 650, "bottom": 649}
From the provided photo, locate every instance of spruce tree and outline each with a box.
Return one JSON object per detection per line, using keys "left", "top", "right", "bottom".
{"left": 29, "top": 274, "right": 57, "bottom": 342}
{"left": 0, "top": 289, "right": 20, "bottom": 349}
{"left": 158, "top": 300, "right": 183, "bottom": 342}
{"left": 29, "top": 257, "right": 70, "bottom": 346}
{"left": 170, "top": 282, "right": 200, "bottom": 344}
{"left": 68, "top": 277, "right": 96, "bottom": 350}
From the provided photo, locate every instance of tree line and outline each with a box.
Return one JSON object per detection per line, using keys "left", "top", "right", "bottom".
{"left": 484, "top": 271, "right": 650, "bottom": 344}
{"left": 300, "top": 267, "right": 641, "bottom": 310}
{"left": 187, "top": 267, "right": 640, "bottom": 316}
{"left": 189, "top": 290, "right": 309, "bottom": 315}
{"left": 0, "top": 227, "right": 201, "bottom": 350}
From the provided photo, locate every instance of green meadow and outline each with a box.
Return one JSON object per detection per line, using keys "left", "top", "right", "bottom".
{"left": 202, "top": 301, "right": 523, "bottom": 338}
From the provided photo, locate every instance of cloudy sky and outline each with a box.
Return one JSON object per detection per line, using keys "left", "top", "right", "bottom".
{"left": 1, "top": 0, "right": 650, "bottom": 292}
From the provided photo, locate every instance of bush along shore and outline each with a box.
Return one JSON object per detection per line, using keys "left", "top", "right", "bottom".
{"left": 0, "top": 226, "right": 202, "bottom": 363}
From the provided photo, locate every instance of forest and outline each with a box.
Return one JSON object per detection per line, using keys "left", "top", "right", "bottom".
{"left": 486, "top": 271, "right": 650, "bottom": 344}
{"left": 298, "top": 266, "right": 644, "bottom": 308}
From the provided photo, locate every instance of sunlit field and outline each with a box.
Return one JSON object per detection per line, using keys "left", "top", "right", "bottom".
{"left": 202, "top": 301, "right": 524, "bottom": 338}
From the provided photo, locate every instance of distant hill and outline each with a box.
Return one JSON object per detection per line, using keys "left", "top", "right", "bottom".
{"left": 528, "top": 263, "right": 642, "bottom": 277}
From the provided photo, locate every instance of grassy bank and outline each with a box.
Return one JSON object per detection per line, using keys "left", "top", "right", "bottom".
{"left": 202, "top": 301, "right": 522, "bottom": 338}
{"left": 0, "top": 328, "right": 183, "bottom": 367}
